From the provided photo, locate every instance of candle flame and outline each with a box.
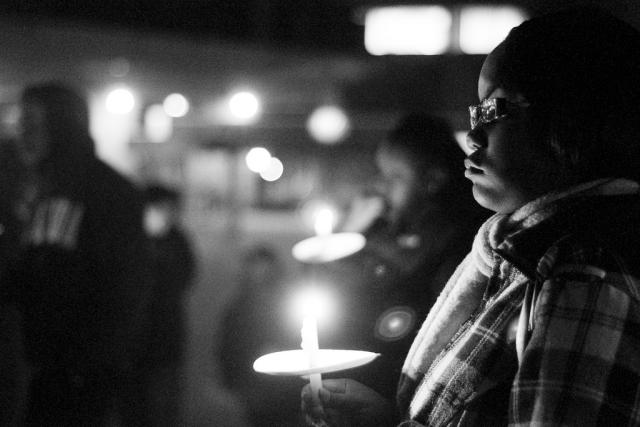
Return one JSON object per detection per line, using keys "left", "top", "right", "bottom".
{"left": 301, "top": 316, "right": 320, "bottom": 352}
{"left": 314, "top": 207, "right": 335, "bottom": 236}
{"left": 292, "top": 285, "right": 332, "bottom": 321}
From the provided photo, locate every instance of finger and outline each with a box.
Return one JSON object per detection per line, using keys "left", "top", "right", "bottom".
{"left": 301, "top": 384, "right": 311, "bottom": 401}
{"left": 320, "top": 378, "right": 348, "bottom": 394}
{"left": 305, "top": 414, "right": 331, "bottom": 427}
{"left": 302, "top": 385, "right": 325, "bottom": 419}
{"left": 319, "top": 379, "right": 354, "bottom": 410}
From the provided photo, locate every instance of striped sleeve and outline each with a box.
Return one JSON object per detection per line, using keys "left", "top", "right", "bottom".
{"left": 509, "top": 266, "right": 640, "bottom": 426}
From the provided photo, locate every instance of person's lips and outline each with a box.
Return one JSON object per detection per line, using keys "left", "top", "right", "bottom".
{"left": 464, "top": 159, "right": 484, "bottom": 178}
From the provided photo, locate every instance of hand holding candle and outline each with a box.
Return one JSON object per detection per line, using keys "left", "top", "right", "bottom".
{"left": 252, "top": 204, "right": 377, "bottom": 421}
{"left": 253, "top": 283, "right": 378, "bottom": 377}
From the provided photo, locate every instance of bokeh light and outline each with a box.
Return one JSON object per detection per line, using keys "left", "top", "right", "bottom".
{"left": 299, "top": 199, "right": 340, "bottom": 235}
{"left": 375, "top": 306, "right": 416, "bottom": 341}
{"left": 260, "top": 157, "right": 284, "bottom": 182}
{"left": 292, "top": 285, "right": 333, "bottom": 321}
{"left": 245, "top": 147, "right": 272, "bottom": 173}
{"left": 229, "top": 91, "right": 260, "bottom": 121}
{"left": 163, "top": 93, "right": 190, "bottom": 117}
{"left": 306, "top": 105, "right": 350, "bottom": 144}
{"left": 105, "top": 88, "right": 135, "bottom": 114}
{"left": 459, "top": 6, "right": 527, "bottom": 54}
{"left": 364, "top": 6, "right": 452, "bottom": 55}
{"left": 144, "top": 104, "right": 173, "bottom": 143}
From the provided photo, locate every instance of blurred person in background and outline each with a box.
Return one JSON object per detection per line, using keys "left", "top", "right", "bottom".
{"left": 317, "top": 112, "right": 486, "bottom": 400}
{"left": 2, "top": 82, "right": 153, "bottom": 426}
{"left": 0, "top": 139, "right": 30, "bottom": 425}
{"left": 303, "top": 7, "right": 640, "bottom": 426}
{"left": 141, "top": 183, "right": 196, "bottom": 427}
{"left": 218, "top": 244, "right": 303, "bottom": 427}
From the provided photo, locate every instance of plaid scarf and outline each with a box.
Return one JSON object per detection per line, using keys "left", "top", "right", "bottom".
{"left": 397, "top": 178, "right": 640, "bottom": 426}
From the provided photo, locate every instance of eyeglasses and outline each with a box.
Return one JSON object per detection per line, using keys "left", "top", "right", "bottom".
{"left": 468, "top": 98, "right": 521, "bottom": 130}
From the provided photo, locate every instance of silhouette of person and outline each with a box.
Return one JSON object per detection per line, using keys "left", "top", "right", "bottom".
{"left": 141, "top": 183, "right": 196, "bottom": 426}
{"left": 0, "top": 139, "right": 30, "bottom": 426}
{"left": 316, "top": 113, "right": 486, "bottom": 400}
{"left": 4, "top": 82, "right": 153, "bottom": 426}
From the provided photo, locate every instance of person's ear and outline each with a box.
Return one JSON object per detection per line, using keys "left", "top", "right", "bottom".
{"left": 544, "top": 107, "right": 593, "bottom": 178}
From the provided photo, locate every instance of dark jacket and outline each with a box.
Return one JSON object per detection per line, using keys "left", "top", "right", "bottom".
{"left": 4, "top": 156, "right": 153, "bottom": 425}
{"left": 318, "top": 205, "right": 484, "bottom": 400}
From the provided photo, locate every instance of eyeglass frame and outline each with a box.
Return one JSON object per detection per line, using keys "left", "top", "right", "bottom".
{"left": 468, "top": 97, "right": 526, "bottom": 130}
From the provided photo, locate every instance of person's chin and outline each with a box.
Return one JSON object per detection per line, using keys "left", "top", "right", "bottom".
{"left": 472, "top": 191, "right": 491, "bottom": 211}
{"left": 476, "top": 190, "right": 531, "bottom": 215}
{"left": 471, "top": 185, "right": 505, "bottom": 214}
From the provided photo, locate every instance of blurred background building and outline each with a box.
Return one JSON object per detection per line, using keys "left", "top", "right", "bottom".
{"left": 1, "top": 0, "right": 638, "bottom": 425}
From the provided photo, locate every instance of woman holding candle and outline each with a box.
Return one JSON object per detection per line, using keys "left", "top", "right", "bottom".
{"left": 316, "top": 112, "right": 485, "bottom": 402}
{"left": 303, "top": 7, "right": 640, "bottom": 426}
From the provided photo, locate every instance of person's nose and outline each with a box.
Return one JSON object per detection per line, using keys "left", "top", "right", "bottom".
{"left": 465, "top": 127, "right": 486, "bottom": 154}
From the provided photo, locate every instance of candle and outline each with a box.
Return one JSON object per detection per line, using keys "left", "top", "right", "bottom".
{"left": 292, "top": 232, "right": 366, "bottom": 264}
{"left": 253, "top": 349, "right": 380, "bottom": 376}
{"left": 301, "top": 315, "right": 322, "bottom": 404}
{"left": 313, "top": 207, "right": 335, "bottom": 236}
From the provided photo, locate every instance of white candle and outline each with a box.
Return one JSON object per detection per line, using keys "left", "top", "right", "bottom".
{"left": 313, "top": 207, "right": 335, "bottom": 237}
{"left": 304, "top": 209, "right": 329, "bottom": 403}
{"left": 301, "top": 315, "right": 322, "bottom": 404}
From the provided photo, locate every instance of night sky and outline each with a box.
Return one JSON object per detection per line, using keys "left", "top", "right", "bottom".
{"left": 4, "top": 1, "right": 640, "bottom": 54}
{"left": 0, "top": 0, "right": 365, "bottom": 52}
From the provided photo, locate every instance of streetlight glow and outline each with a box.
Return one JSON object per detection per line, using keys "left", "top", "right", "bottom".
{"left": 105, "top": 88, "right": 135, "bottom": 114}
{"left": 229, "top": 91, "right": 260, "bottom": 121}
{"left": 163, "top": 93, "right": 190, "bottom": 117}
{"left": 260, "top": 157, "right": 284, "bottom": 182}
{"left": 306, "top": 105, "right": 350, "bottom": 144}
{"left": 245, "top": 147, "right": 272, "bottom": 173}
{"left": 364, "top": 6, "right": 452, "bottom": 55}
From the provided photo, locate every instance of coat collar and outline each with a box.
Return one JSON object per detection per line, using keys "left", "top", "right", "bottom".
{"left": 493, "top": 179, "right": 640, "bottom": 280}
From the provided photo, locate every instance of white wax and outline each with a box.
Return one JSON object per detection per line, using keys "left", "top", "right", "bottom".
{"left": 292, "top": 232, "right": 366, "bottom": 264}
{"left": 253, "top": 349, "right": 380, "bottom": 376}
{"left": 301, "top": 316, "right": 322, "bottom": 404}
